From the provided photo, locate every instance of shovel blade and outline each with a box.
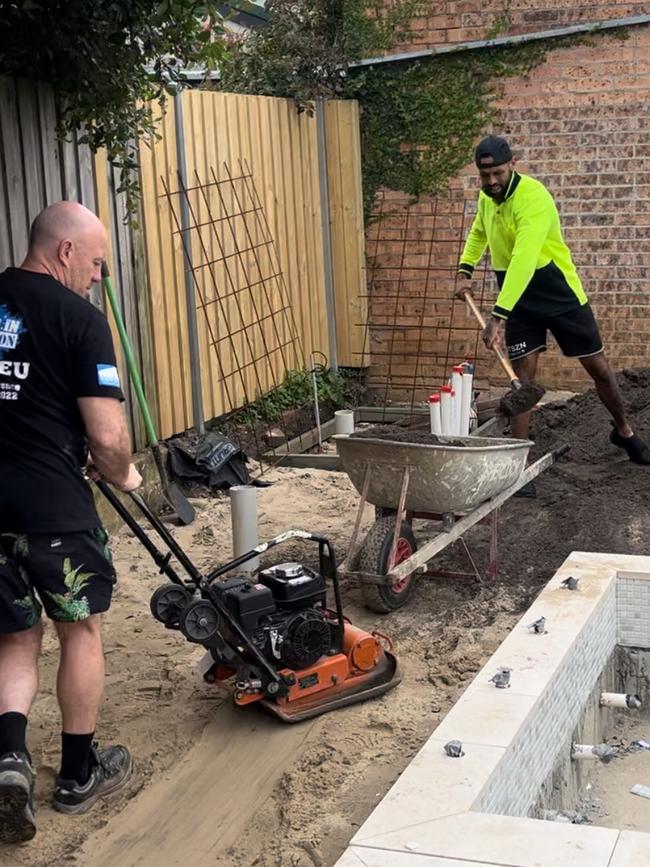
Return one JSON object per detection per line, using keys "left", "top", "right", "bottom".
{"left": 499, "top": 381, "right": 545, "bottom": 418}
{"left": 165, "top": 481, "right": 195, "bottom": 526}
{"left": 151, "top": 444, "right": 195, "bottom": 525}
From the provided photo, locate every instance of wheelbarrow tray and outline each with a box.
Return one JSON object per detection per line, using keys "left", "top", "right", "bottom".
{"left": 333, "top": 433, "right": 533, "bottom": 515}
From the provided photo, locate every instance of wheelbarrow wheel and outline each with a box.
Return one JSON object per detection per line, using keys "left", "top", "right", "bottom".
{"left": 358, "top": 516, "right": 418, "bottom": 613}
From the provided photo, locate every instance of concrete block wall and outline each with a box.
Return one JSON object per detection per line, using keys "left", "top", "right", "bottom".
{"left": 618, "top": 572, "right": 650, "bottom": 646}
{"left": 531, "top": 665, "right": 618, "bottom": 819}
{"left": 478, "top": 581, "right": 617, "bottom": 817}
{"left": 337, "top": 553, "right": 650, "bottom": 867}
{"left": 365, "top": 11, "right": 650, "bottom": 397}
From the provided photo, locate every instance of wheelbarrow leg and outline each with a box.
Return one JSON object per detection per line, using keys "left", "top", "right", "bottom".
{"left": 487, "top": 507, "right": 499, "bottom": 580}
{"left": 342, "top": 463, "right": 371, "bottom": 571}
{"left": 458, "top": 538, "right": 481, "bottom": 582}
{"left": 388, "top": 467, "right": 411, "bottom": 570}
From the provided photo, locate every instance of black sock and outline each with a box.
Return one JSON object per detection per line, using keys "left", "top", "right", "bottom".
{"left": 0, "top": 712, "right": 28, "bottom": 756}
{"left": 60, "top": 732, "right": 94, "bottom": 785}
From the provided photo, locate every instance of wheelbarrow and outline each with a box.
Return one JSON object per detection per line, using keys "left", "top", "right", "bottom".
{"left": 334, "top": 433, "right": 567, "bottom": 613}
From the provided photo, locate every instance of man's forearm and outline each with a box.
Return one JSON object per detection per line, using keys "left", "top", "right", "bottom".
{"left": 459, "top": 213, "right": 487, "bottom": 270}
{"left": 88, "top": 430, "right": 132, "bottom": 486}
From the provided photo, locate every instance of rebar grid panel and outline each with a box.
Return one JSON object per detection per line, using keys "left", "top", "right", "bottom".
{"left": 357, "top": 192, "right": 497, "bottom": 421}
{"left": 162, "top": 162, "right": 310, "bottom": 472}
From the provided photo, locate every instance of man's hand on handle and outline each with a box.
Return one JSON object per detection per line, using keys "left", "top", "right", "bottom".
{"left": 454, "top": 272, "right": 473, "bottom": 300}
{"left": 86, "top": 459, "right": 142, "bottom": 493}
{"left": 116, "top": 463, "right": 143, "bottom": 493}
{"left": 482, "top": 316, "right": 506, "bottom": 351}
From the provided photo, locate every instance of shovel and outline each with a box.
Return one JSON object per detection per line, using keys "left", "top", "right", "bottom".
{"left": 101, "top": 262, "right": 195, "bottom": 525}
{"left": 460, "top": 289, "right": 545, "bottom": 417}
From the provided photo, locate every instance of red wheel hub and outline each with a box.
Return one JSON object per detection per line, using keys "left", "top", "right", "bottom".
{"left": 391, "top": 537, "right": 413, "bottom": 593}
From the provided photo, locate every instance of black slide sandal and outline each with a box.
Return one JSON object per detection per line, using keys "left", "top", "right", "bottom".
{"left": 610, "top": 424, "right": 650, "bottom": 465}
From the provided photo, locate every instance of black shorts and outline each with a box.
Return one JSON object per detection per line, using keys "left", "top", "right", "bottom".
{"left": 0, "top": 528, "right": 116, "bottom": 634}
{"left": 506, "top": 304, "right": 603, "bottom": 362}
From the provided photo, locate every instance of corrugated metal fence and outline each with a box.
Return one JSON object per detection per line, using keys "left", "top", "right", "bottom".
{"left": 0, "top": 78, "right": 367, "bottom": 443}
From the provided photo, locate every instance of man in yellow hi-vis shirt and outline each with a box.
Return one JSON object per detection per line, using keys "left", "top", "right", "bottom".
{"left": 458, "top": 135, "right": 650, "bottom": 478}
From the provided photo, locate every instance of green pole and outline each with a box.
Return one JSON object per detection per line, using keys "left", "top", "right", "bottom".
{"left": 101, "top": 262, "right": 158, "bottom": 446}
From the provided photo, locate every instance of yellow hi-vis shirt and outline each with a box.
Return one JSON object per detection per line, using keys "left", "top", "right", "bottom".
{"left": 458, "top": 172, "right": 587, "bottom": 320}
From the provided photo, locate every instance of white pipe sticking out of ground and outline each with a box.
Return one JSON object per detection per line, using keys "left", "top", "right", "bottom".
{"left": 571, "top": 743, "right": 617, "bottom": 763}
{"left": 600, "top": 692, "right": 642, "bottom": 709}
{"left": 230, "top": 485, "right": 259, "bottom": 574}
{"left": 334, "top": 409, "right": 355, "bottom": 435}
{"left": 572, "top": 744, "right": 601, "bottom": 759}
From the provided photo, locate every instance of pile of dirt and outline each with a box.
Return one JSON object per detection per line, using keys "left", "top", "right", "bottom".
{"left": 352, "top": 425, "right": 467, "bottom": 447}
{"left": 500, "top": 367, "right": 650, "bottom": 590}
{"left": 531, "top": 368, "right": 650, "bottom": 464}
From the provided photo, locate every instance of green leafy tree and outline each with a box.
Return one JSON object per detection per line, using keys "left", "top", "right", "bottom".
{"left": 359, "top": 46, "right": 550, "bottom": 217}
{"left": 219, "top": 0, "right": 423, "bottom": 105}
{"left": 0, "top": 1, "right": 228, "bottom": 203}
{"left": 219, "top": 3, "right": 611, "bottom": 219}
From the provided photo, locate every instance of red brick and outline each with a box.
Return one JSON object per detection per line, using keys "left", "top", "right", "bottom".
{"left": 366, "top": 20, "right": 650, "bottom": 393}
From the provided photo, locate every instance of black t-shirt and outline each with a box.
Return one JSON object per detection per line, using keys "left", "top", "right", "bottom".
{"left": 0, "top": 268, "right": 124, "bottom": 533}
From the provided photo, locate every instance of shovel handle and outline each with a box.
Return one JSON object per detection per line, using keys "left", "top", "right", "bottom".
{"left": 101, "top": 261, "right": 159, "bottom": 446}
{"left": 461, "top": 290, "right": 519, "bottom": 385}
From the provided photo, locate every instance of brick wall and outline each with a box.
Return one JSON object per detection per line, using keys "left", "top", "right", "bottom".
{"left": 365, "top": 20, "right": 650, "bottom": 397}
{"left": 401, "top": 1, "right": 650, "bottom": 51}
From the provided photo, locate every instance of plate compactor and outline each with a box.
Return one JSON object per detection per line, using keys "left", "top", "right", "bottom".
{"left": 98, "top": 482, "right": 400, "bottom": 723}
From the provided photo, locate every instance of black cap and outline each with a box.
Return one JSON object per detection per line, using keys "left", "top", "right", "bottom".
{"left": 475, "top": 136, "right": 513, "bottom": 168}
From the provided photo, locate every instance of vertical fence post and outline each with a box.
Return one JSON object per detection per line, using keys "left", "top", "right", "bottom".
{"left": 315, "top": 97, "right": 338, "bottom": 372}
{"left": 174, "top": 91, "right": 205, "bottom": 434}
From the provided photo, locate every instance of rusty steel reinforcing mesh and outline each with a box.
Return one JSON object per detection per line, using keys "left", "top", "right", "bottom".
{"left": 354, "top": 190, "right": 497, "bottom": 423}
{"left": 162, "top": 160, "right": 314, "bottom": 471}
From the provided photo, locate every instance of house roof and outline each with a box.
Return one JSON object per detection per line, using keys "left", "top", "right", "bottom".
{"left": 220, "top": 0, "right": 269, "bottom": 28}
{"left": 349, "top": 13, "right": 650, "bottom": 68}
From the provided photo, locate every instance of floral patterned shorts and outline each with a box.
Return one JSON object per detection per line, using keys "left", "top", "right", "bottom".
{"left": 0, "top": 529, "right": 116, "bottom": 633}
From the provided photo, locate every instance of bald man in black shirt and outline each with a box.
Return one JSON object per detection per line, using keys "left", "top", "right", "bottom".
{"left": 0, "top": 202, "right": 141, "bottom": 842}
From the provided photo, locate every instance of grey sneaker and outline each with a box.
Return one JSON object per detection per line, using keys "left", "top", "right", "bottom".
{"left": 53, "top": 745, "right": 132, "bottom": 816}
{"left": 0, "top": 751, "right": 36, "bottom": 843}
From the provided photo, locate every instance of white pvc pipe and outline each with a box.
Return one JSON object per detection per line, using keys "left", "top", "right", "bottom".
{"left": 334, "top": 409, "right": 355, "bottom": 435}
{"left": 230, "top": 485, "right": 259, "bottom": 574}
{"left": 440, "top": 387, "right": 452, "bottom": 435}
{"left": 429, "top": 395, "right": 442, "bottom": 435}
{"left": 451, "top": 366, "right": 463, "bottom": 434}
{"left": 460, "top": 371, "right": 473, "bottom": 437}
{"left": 600, "top": 692, "right": 642, "bottom": 709}
{"left": 450, "top": 388, "right": 458, "bottom": 435}
{"left": 571, "top": 744, "right": 599, "bottom": 760}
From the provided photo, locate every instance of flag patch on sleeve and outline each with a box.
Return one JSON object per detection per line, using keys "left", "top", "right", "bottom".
{"left": 97, "top": 364, "right": 121, "bottom": 388}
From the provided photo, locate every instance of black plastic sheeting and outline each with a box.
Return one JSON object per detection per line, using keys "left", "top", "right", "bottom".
{"left": 168, "top": 433, "right": 250, "bottom": 489}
